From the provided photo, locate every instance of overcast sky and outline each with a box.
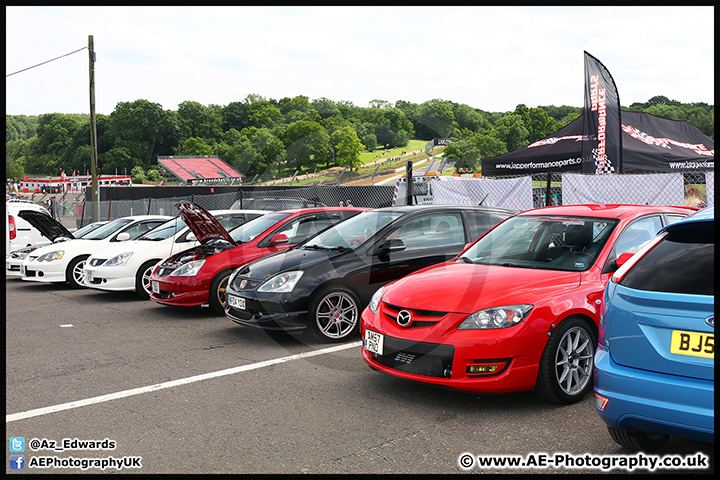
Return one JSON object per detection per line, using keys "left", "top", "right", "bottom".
{"left": 5, "top": 6, "right": 715, "bottom": 116}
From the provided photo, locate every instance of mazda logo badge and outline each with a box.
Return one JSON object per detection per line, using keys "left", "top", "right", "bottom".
{"left": 240, "top": 279, "right": 247, "bottom": 289}
{"left": 397, "top": 310, "right": 412, "bottom": 327}
{"left": 707, "top": 316, "right": 714, "bottom": 328}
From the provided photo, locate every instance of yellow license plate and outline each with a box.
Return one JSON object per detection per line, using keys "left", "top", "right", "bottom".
{"left": 670, "top": 330, "right": 714, "bottom": 359}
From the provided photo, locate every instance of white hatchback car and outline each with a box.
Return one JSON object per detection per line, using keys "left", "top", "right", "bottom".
{"left": 83, "top": 208, "right": 266, "bottom": 298}
{"left": 21, "top": 215, "right": 171, "bottom": 288}
{"left": 6, "top": 218, "right": 107, "bottom": 277}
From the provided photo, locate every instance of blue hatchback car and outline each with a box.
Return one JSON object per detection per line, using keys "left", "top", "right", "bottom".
{"left": 594, "top": 206, "right": 714, "bottom": 450}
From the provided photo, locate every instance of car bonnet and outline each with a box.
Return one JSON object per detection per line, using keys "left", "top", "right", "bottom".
{"left": 177, "top": 202, "right": 236, "bottom": 245}
{"left": 17, "top": 210, "right": 75, "bottom": 242}
{"left": 241, "top": 246, "right": 336, "bottom": 280}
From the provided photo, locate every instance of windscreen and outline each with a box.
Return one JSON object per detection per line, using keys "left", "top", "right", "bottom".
{"left": 304, "top": 210, "right": 402, "bottom": 250}
{"left": 460, "top": 215, "right": 617, "bottom": 271}
{"left": 230, "top": 212, "right": 292, "bottom": 244}
{"left": 138, "top": 217, "right": 187, "bottom": 241}
{"left": 80, "top": 218, "right": 133, "bottom": 240}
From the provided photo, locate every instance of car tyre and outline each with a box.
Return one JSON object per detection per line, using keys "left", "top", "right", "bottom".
{"left": 135, "top": 260, "right": 159, "bottom": 299}
{"left": 307, "top": 285, "right": 360, "bottom": 342}
{"left": 66, "top": 255, "right": 89, "bottom": 289}
{"left": 209, "top": 270, "right": 232, "bottom": 315}
{"left": 536, "top": 316, "right": 596, "bottom": 404}
{"left": 607, "top": 427, "right": 670, "bottom": 451}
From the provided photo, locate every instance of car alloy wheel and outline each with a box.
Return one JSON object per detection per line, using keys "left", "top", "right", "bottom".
{"left": 537, "top": 316, "right": 595, "bottom": 404}
{"left": 136, "top": 260, "right": 158, "bottom": 300}
{"left": 67, "top": 256, "right": 89, "bottom": 289}
{"left": 308, "top": 286, "right": 360, "bottom": 342}
{"left": 209, "top": 270, "right": 232, "bottom": 315}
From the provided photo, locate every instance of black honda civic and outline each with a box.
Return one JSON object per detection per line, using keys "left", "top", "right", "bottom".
{"left": 224, "top": 205, "right": 516, "bottom": 342}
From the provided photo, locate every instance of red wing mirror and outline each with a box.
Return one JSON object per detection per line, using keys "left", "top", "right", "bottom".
{"left": 615, "top": 252, "right": 635, "bottom": 269}
{"left": 270, "top": 233, "right": 289, "bottom": 245}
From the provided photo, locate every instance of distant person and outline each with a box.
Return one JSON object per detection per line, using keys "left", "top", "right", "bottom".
{"left": 339, "top": 201, "right": 345, "bottom": 207}
{"left": 345, "top": 200, "right": 353, "bottom": 207}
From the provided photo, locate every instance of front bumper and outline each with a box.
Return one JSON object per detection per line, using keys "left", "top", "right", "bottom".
{"left": 6, "top": 258, "right": 24, "bottom": 276}
{"left": 359, "top": 307, "right": 546, "bottom": 394}
{"left": 593, "top": 346, "right": 714, "bottom": 444}
{"left": 225, "top": 289, "right": 309, "bottom": 332}
{"left": 21, "top": 259, "right": 67, "bottom": 283}
{"left": 83, "top": 264, "right": 136, "bottom": 292}
{"left": 148, "top": 275, "right": 211, "bottom": 307}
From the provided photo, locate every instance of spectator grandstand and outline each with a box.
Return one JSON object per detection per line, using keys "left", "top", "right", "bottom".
{"left": 158, "top": 156, "right": 243, "bottom": 184}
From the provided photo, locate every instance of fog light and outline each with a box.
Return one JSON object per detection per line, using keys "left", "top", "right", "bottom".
{"left": 467, "top": 365, "right": 499, "bottom": 374}
{"left": 594, "top": 393, "right": 609, "bottom": 410}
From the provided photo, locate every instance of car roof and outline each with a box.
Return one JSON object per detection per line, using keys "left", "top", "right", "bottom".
{"left": 207, "top": 209, "right": 267, "bottom": 216}
{"left": 274, "top": 207, "right": 369, "bottom": 215}
{"left": 516, "top": 204, "right": 697, "bottom": 219}
{"left": 367, "top": 205, "right": 517, "bottom": 214}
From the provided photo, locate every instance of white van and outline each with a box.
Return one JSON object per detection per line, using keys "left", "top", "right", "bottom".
{"left": 6, "top": 201, "right": 54, "bottom": 254}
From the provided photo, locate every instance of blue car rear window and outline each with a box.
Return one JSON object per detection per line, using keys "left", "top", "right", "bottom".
{"left": 619, "top": 228, "right": 714, "bottom": 295}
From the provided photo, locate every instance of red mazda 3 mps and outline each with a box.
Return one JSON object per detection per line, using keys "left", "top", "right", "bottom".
{"left": 360, "top": 204, "right": 696, "bottom": 404}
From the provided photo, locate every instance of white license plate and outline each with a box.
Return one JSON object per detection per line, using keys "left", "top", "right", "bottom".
{"left": 152, "top": 280, "right": 160, "bottom": 294}
{"left": 85, "top": 271, "right": 93, "bottom": 282}
{"left": 364, "top": 329, "right": 384, "bottom": 355}
{"left": 20, "top": 265, "right": 26, "bottom": 275}
{"left": 228, "top": 295, "right": 245, "bottom": 310}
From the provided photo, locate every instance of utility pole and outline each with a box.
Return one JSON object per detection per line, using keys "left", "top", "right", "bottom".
{"left": 89, "top": 35, "right": 99, "bottom": 221}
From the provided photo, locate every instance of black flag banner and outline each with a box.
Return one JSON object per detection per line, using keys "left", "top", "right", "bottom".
{"left": 582, "top": 51, "right": 622, "bottom": 174}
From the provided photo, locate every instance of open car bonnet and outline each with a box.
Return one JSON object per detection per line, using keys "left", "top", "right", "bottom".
{"left": 17, "top": 210, "right": 75, "bottom": 242}
{"left": 176, "top": 202, "right": 236, "bottom": 245}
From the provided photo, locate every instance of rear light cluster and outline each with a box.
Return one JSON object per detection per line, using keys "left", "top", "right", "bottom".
{"left": 9, "top": 215, "right": 16, "bottom": 240}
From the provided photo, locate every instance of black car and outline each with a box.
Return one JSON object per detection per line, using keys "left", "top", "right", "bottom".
{"left": 224, "top": 205, "right": 516, "bottom": 342}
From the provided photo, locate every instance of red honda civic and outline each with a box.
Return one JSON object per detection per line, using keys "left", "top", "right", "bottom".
{"left": 149, "top": 205, "right": 367, "bottom": 314}
{"left": 360, "top": 204, "right": 696, "bottom": 404}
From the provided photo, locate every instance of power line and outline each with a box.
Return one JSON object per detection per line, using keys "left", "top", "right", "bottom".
{"left": 6, "top": 47, "right": 88, "bottom": 77}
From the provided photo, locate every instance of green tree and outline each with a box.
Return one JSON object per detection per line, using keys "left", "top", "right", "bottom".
{"left": 331, "top": 126, "right": 365, "bottom": 170}
{"left": 514, "top": 104, "right": 559, "bottom": 143}
{"left": 490, "top": 112, "right": 529, "bottom": 152}
{"left": 130, "top": 165, "right": 146, "bottom": 183}
{"left": 182, "top": 137, "right": 214, "bottom": 156}
{"left": 284, "top": 120, "right": 329, "bottom": 172}
{"left": 108, "top": 99, "right": 171, "bottom": 169}
{"left": 443, "top": 130, "right": 507, "bottom": 172}
{"left": 414, "top": 99, "right": 458, "bottom": 139}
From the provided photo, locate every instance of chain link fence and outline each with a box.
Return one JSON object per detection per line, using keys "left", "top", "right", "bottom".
{"left": 24, "top": 171, "right": 708, "bottom": 230}
{"left": 74, "top": 186, "right": 397, "bottom": 228}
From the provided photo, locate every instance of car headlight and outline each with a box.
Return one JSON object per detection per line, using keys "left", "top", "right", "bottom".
{"left": 103, "top": 252, "right": 133, "bottom": 267}
{"left": 458, "top": 305, "right": 533, "bottom": 329}
{"left": 170, "top": 259, "right": 206, "bottom": 277}
{"left": 37, "top": 250, "right": 64, "bottom": 262}
{"left": 369, "top": 287, "right": 384, "bottom": 313}
{"left": 258, "top": 271, "right": 304, "bottom": 293}
{"left": 10, "top": 246, "right": 36, "bottom": 260}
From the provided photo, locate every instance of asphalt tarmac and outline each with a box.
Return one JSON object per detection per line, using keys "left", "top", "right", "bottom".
{"left": 5, "top": 276, "right": 714, "bottom": 474}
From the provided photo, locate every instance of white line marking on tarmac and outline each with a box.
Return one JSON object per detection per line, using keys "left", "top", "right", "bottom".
{"left": 7, "top": 341, "right": 362, "bottom": 423}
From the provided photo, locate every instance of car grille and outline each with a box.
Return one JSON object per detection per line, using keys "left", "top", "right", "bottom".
{"left": 372, "top": 335, "right": 454, "bottom": 378}
{"left": 7, "top": 265, "right": 21, "bottom": 272}
{"left": 24, "top": 269, "right": 37, "bottom": 277}
{"left": 89, "top": 258, "right": 106, "bottom": 267}
{"left": 230, "top": 276, "right": 262, "bottom": 291}
{"left": 380, "top": 302, "right": 447, "bottom": 328}
{"left": 155, "top": 266, "right": 175, "bottom": 277}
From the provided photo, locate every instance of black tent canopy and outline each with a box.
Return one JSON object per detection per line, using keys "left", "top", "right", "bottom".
{"left": 481, "top": 110, "right": 714, "bottom": 176}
